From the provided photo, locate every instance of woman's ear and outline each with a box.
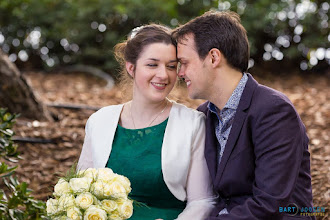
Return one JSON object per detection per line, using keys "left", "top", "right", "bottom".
{"left": 209, "top": 48, "right": 222, "bottom": 68}
{"left": 125, "top": 62, "right": 135, "bottom": 78}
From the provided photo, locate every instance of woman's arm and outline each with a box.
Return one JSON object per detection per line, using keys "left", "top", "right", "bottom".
{"left": 177, "top": 114, "right": 216, "bottom": 220}
{"left": 77, "top": 117, "right": 94, "bottom": 170}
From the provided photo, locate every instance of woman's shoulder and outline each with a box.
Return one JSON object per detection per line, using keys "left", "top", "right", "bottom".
{"left": 88, "top": 104, "right": 124, "bottom": 122}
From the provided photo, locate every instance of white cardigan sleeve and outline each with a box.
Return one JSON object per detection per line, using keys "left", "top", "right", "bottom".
{"left": 77, "top": 116, "right": 94, "bottom": 170}
{"left": 176, "top": 113, "right": 216, "bottom": 220}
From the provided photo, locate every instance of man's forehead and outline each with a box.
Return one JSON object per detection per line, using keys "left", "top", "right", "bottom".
{"left": 177, "top": 33, "right": 195, "bottom": 46}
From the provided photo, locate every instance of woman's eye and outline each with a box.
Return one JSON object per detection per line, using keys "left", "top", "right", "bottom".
{"left": 167, "top": 65, "right": 177, "bottom": 70}
{"left": 147, "top": 64, "right": 157, "bottom": 67}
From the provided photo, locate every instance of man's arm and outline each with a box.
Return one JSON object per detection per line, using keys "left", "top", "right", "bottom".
{"left": 207, "top": 97, "right": 307, "bottom": 219}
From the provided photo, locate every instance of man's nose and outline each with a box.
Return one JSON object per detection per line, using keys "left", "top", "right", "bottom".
{"left": 177, "top": 66, "right": 185, "bottom": 78}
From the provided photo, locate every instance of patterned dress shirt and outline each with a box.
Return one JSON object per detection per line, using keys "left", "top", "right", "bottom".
{"left": 207, "top": 73, "right": 248, "bottom": 164}
{"left": 207, "top": 73, "right": 248, "bottom": 215}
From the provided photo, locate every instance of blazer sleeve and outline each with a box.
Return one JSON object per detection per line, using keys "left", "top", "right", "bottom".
{"left": 207, "top": 97, "right": 307, "bottom": 219}
{"left": 77, "top": 116, "right": 94, "bottom": 170}
{"left": 177, "top": 113, "right": 216, "bottom": 220}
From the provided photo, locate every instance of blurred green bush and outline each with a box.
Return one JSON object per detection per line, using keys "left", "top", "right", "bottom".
{"left": 0, "top": 0, "right": 328, "bottom": 76}
{"left": 0, "top": 108, "right": 47, "bottom": 219}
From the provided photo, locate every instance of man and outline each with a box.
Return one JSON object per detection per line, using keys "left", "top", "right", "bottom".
{"left": 172, "top": 11, "right": 314, "bottom": 219}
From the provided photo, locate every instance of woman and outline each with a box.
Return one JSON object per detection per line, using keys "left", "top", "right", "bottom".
{"left": 78, "top": 24, "right": 215, "bottom": 220}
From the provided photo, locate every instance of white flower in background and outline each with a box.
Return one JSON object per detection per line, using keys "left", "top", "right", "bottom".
{"left": 54, "top": 178, "right": 71, "bottom": 197}
{"left": 70, "top": 177, "right": 91, "bottom": 193}
{"left": 75, "top": 192, "right": 94, "bottom": 210}
{"left": 46, "top": 198, "right": 59, "bottom": 215}
{"left": 67, "top": 206, "right": 82, "bottom": 220}
{"left": 58, "top": 194, "right": 75, "bottom": 210}
{"left": 101, "top": 199, "right": 118, "bottom": 214}
{"left": 83, "top": 205, "right": 107, "bottom": 220}
{"left": 96, "top": 167, "right": 115, "bottom": 182}
{"left": 117, "top": 199, "right": 133, "bottom": 219}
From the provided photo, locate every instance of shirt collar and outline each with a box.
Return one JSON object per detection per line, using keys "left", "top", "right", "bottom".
{"left": 208, "top": 73, "right": 248, "bottom": 112}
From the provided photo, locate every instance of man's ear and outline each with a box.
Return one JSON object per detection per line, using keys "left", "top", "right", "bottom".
{"left": 209, "top": 48, "right": 222, "bottom": 68}
{"left": 125, "top": 62, "right": 135, "bottom": 78}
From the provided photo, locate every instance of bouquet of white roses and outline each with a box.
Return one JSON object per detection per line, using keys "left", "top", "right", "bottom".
{"left": 46, "top": 167, "right": 133, "bottom": 220}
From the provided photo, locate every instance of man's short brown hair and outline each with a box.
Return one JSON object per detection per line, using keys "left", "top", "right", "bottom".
{"left": 172, "top": 10, "right": 250, "bottom": 72}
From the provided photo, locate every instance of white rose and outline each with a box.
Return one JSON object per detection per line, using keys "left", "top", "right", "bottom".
{"left": 108, "top": 181, "right": 127, "bottom": 199}
{"left": 46, "top": 198, "right": 59, "bottom": 215}
{"left": 117, "top": 199, "right": 133, "bottom": 219}
{"left": 101, "top": 199, "right": 118, "bottom": 214}
{"left": 58, "top": 194, "right": 75, "bottom": 210}
{"left": 95, "top": 168, "right": 114, "bottom": 182}
{"left": 108, "top": 211, "right": 123, "bottom": 220}
{"left": 92, "top": 180, "right": 127, "bottom": 199}
{"left": 67, "top": 206, "right": 82, "bottom": 220}
{"left": 113, "top": 174, "right": 131, "bottom": 194}
{"left": 75, "top": 192, "right": 94, "bottom": 210}
{"left": 80, "top": 168, "right": 98, "bottom": 181}
{"left": 83, "top": 205, "right": 107, "bottom": 220}
{"left": 90, "top": 180, "right": 106, "bottom": 199}
{"left": 69, "top": 177, "right": 91, "bottom": 193}
{"left": 54, "top": 178, "right": 71, "bottom": 197}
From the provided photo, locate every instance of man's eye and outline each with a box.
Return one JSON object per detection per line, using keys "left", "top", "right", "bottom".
{"left": 147, "top": 64, "right": 157, "bottom": 67}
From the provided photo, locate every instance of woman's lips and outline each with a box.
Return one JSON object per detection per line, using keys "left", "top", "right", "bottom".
{"left": 151, "top": 82, "right": 167, "bottom": 90}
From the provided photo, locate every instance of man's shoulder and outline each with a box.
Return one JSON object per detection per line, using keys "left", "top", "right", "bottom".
{"left": 252, "top": 83, "right": 293, "bottom": 109}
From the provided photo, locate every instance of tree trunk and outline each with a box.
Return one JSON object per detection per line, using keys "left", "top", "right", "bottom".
{"left": 0, "top": 49, "right": 52, "bottom": 121}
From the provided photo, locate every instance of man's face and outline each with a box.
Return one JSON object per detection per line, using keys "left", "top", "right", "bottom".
{"left": 177, "top": 34, "right": 212, "bottom": 100}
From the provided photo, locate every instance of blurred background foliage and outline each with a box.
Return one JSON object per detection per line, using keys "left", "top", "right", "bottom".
{"left": 0, "top": 0, "right": 329, "bottom": 78}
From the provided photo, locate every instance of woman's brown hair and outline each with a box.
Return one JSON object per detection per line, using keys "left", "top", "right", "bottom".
{"left": 114, "top": 23, "right": 175, "bottom": 90}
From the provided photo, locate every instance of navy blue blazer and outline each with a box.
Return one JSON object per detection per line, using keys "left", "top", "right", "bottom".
{"left": 198, "top": 74, "right": 314, "bottom": 219}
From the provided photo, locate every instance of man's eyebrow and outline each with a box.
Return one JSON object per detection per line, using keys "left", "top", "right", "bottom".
{"left": 168, "top": 59, "right": 178, "bottom": 63}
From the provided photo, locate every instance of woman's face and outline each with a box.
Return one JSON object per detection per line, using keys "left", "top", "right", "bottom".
{"left": 127, "top": 42, "right": 178, "bottom": 103}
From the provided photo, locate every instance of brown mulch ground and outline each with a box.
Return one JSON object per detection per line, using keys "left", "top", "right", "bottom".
{"left": 10, "top": 70, "right": 330, "bottom": 218}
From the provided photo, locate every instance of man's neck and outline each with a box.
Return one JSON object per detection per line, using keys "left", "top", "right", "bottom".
{"left": 209, "top": 68, "right": 243, "bottom": 110}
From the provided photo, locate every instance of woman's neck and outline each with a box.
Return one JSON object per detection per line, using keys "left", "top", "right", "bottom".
{"left": 121, "top": 96, "right": 171, "bottom": 129}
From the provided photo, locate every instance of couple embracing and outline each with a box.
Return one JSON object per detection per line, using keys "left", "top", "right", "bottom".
{"left": 78, "top": 10, "right": 314, "bottom": 220}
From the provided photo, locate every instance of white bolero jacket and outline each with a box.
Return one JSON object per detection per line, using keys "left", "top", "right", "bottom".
{"left": 78, "top": 101, "right": 215, "bottom": 219}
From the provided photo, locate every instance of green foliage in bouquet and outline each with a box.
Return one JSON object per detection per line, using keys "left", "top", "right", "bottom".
{"left": 0, "top": 108, "right": 47, "bottom": 220}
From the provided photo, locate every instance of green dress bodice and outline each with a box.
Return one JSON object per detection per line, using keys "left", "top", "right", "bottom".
{"left": 106, "top": 119, "right": 186, "bottom": 220}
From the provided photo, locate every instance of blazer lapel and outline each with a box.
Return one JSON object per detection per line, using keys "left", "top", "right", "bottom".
{"left": 204, "top": 104, "right": 218, "bottom": 183}
{"left": 214, "top": 74, "right": 258, "bottom": 184}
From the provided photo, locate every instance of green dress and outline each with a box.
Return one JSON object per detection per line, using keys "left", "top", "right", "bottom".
{"left": 106, "top": 119, "right": 186, "bottom": 220}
